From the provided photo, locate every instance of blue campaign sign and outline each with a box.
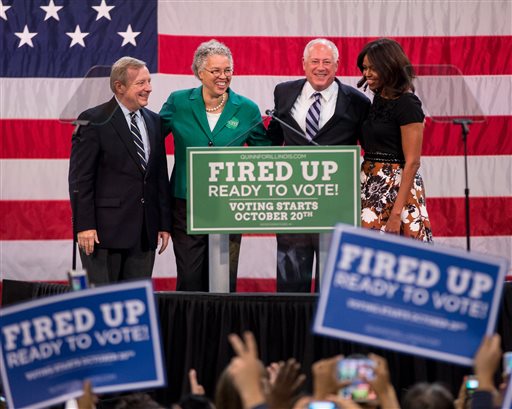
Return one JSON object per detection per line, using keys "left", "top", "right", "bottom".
{"left": 313, "top": 225, "right": 508, "bottom": 366}
{"left": 0, "top": 280, "right": 165, "bottom": 409}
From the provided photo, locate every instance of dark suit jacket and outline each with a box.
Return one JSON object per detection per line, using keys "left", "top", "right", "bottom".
{"left": 267, "top": 78, "right": 370, "bottom": 146}
{"left": 68, "top": 97, "right": 171, "bottom": 250}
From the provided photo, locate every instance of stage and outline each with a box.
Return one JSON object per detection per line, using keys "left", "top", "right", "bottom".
{"left": 2, "top": 280, "right": 511, "bottom": 406}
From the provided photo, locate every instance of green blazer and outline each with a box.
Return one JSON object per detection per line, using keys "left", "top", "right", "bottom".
{"left": 160, "top": 86, "right": 270, "bottom": 199}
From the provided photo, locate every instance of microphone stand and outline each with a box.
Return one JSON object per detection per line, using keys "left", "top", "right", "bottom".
{"left": 71, "top": 120, "right": 90, "bottom": 270}
{"left": 224, "top": 117, "right": 267, "bottom": 147}
{"left": 266, "top": 109, "right": 331, "bottom": 288}
{"left": 208, "top": 116, "right": 268, "bottom": 293}
{"left": 265, "top": 109, "right": 319, "bottom": 146}
{"left": 453, "top": 119, "right": 472, "bottom": 251}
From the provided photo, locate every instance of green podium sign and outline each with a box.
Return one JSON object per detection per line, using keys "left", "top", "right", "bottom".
{"left": 187, "top": 146, "right": 360, "bottom": 234}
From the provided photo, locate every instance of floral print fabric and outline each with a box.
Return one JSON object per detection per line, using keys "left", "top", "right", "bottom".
{"left": 361, "top": 160, "right": 433, "bottom": 242}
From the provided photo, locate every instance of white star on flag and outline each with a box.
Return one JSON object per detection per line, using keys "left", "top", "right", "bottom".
{"left": 92, "top": 0, "right": 115, "bottom": 21}
{"left": 118, "top": 24, "right": 141, "bottom": 47}
{"left": 40, "top": 0, "right": 63, "bottom": 21}
{"left": 66, "top": 25, "right": 90, "bottom": 48}
{"left": 14, "top": 25, "right": 38, "bottom": 48}
{"left": 1, "top": 1, "right": 12, "bottom": 21}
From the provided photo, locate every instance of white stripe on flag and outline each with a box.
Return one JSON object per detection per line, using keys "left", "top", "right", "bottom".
{"left": 1, "top": 235, "right": 510, "bottom": 281}
{"left": 421, "top": 155, "right": 512, "bottom": 198}
{"left": 1, "top": 156, "right": 508, "bottom": 201}
{"left": 157, "top": 1, "right": 512, "bottom": 36}
{"left": 2, "top": 75, "right": 511, "bottom": 119}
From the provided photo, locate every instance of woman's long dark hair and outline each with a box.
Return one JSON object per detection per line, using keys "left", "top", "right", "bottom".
{"left": 357, "top": 38, "right": 415, "bottom": 98}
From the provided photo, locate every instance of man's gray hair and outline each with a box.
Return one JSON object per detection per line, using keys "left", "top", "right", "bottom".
{"left": 303, "top": 38, "right": 339, "bottom": 61}
{"left": 110, "top": 56, "right": 147, "bottom": 93}
{"left": 191, "top": 39, "right": 233, "bottom": 79}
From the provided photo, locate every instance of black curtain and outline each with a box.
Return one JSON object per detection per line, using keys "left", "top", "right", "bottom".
{"left": 152, "top": 292, "right": 472, "bottom": 406}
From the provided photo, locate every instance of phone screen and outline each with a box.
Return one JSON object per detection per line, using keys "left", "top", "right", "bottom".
{"left": 308, "top": 402, "right": 337, "bottom": 409}
{"left": 337, "top": 358, "right": 376, "bottom": 402}
{"left": 465, "top": 375, "right": 479, "bottom": 395}
{"left": 504, "top": 352, "right": 512, "bottom": 375}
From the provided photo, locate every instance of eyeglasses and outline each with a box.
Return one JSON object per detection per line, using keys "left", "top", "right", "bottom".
{"left": 204, "top": 68, "right": 233, "bottom": 77}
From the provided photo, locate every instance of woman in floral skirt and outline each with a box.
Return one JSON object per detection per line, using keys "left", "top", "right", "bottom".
{"left": 356, "top": 38, "right": 433, "bottom": 242}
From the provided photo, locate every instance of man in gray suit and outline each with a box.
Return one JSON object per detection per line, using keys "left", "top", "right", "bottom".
{"left": 267, "top": 38, "right": 370, "bottom": 292}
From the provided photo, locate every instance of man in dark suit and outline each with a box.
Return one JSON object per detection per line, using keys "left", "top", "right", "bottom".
{"left": 69, "top": 56, "right": 171, "bottom": 285}
{"left": 267, "top": 38, "right": 370, "bottom": 292}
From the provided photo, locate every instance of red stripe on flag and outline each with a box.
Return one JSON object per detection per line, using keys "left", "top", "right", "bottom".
{"left": 0, "top": 120, "right": 175, "bottom": 159}
{"left": 159, "top": 35, "right": 512, "bottom": 76}
{"left": 0, "top": 201, "right": 72, "bottom": 240}
{"left": 1, "top": 117, "right": 510, "bottom": 158}
{"left": 1, "top": 120, "right": 74, "bottom": 159}
{"left": 428, "top": 197, "right": 512, "bottom": 237}
{"left": 151, "top": 277, "right": 276, "bottom": 292}
{"left": 1, "top": 198, "right": 511, "bottom": 240}
{"left": 422, "top": 117, "right": 512, "bottom": 156}
{"left": 3, "top": 277, "right": 511, "bottom": 304}
{"left": 165, "top": 134, "right": 175, "bottom": 154}
{"left": 0, "top": 278, "right": 277, "bottom": 300}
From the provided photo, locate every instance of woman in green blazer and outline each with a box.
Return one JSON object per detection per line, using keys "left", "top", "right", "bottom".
{"left": 160, "top": 39, "right": 271, "bottom": 292}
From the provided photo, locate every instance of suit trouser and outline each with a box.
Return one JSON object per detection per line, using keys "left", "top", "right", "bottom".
{"left": 276, "top": 233, "right": 319, "bottom": 293}
{"left": 171, "top": 198, "right": 241, "bottom": 292}
{"left": 79, "top": 225, "right": 155, "bottom": 285}
{"left": 171, "top": 198, "right": 209, "bottom": 291}
{"left": 229, "top": 234, "right": 241, "bottom": 292}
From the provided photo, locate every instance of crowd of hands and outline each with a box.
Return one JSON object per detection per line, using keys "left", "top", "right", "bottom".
{"left": 74, "top": 332, "right": 508, "bottom": 409}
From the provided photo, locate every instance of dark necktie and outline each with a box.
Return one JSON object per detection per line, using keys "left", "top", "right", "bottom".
{"left": 305, "top": 92, "right": 322, "bottom": 142}
{"left": 129, "top": 111, "right": 147, "bottom": 171}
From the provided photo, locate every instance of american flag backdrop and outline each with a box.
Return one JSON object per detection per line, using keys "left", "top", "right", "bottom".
{"left": 1, "top": 0, "right": 511, "bottom": 292}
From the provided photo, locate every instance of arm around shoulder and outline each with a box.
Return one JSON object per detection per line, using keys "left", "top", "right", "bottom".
{"left": 159, "top": 92, "right": 177, "bottom": 137}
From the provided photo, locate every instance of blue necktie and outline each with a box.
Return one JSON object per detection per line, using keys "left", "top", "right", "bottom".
{"left": 129, "top": 112, "right": 147, "bottom": 171}
{"left": 305, "top": 92, "right": 322, "bottom": 141}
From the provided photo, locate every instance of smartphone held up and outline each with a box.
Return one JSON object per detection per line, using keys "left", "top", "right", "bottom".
{"left": 308, "top": 402, "right": 338, "bottom": 409}
{"left": 337, "top": 354, "right": 377, "bottom": 402}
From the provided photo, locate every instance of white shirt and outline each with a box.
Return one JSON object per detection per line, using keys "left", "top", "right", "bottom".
{"left": 290, "top": 80, "right": 339, "bottom": 134}
{"left": 115, "top": 97, "right": 151, "bottom": 161}
{"left": 206, "top": 111, "right": 222, "bottom": 131}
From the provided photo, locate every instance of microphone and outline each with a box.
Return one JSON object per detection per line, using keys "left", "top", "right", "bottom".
{"left": 452, "top": 119, "right": 473, "bottom": 125}
{"left": 453, "top": 118, "right": 473, "bottom": 135}
{"left": 224, "top": 116, "right": 267, "bottom": 147}
{"left": 73, "top": 119, "right": 91, "bottom": 126}
{"left": 265, "top": 109, "right": 319, "bottom": 146}
{"left": 71, "top": 119, "right": 91, "bottom": 140}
